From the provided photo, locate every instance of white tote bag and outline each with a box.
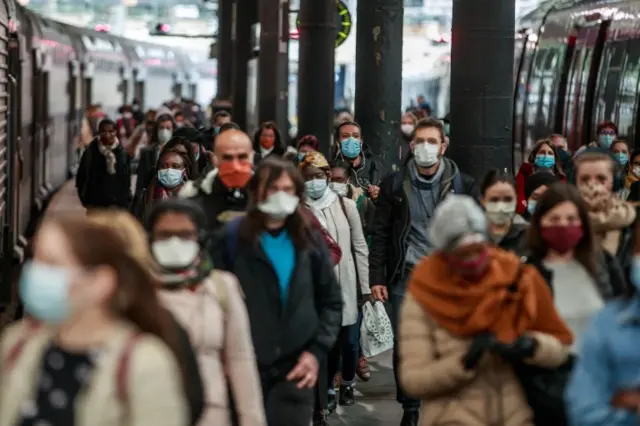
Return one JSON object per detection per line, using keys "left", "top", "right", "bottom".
{"left": 360, "top": 301, "right": 394, "bottom": 358}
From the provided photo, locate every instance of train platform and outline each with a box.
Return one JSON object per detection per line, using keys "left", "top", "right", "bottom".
{"left": 43, "top": 179, "right": 85, "bottom": 217}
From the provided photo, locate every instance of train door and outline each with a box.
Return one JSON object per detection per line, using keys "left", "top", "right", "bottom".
{"left": 82, "top": 61, "right": 94, "bottom": 109}
{"left": 133, "top": 68, "right": 145, "bottom": 109}
{"left": 580, "top": 21, "right": 610, "bottom": 146}
{"left": 40, "top": 67, "right": 51, "bottom": 193}
{"left": 119, "top": 66, "right": 129, "bottom": 105}
{"left": 67, "top": 60, "right": 80, "bottom": 175}
{"left": 188, "top": 83, "right": 197, "bottom": 100}
{"left": 618, "top": 40, "right": 640, "bottom": 142}
{"left": 513, "top": 32, "right": 537, "bottom": 167}
{"left": 30, "top": 49, "right": 42, "bottom": 209}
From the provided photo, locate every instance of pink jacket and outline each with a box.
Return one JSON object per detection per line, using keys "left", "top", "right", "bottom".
{"left": 159, "top": 271, "right": 266, "bottom": 426}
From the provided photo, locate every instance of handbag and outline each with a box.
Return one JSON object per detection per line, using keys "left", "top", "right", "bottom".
{"left": 512, "top": 355, "right": 574, "bottom": 426}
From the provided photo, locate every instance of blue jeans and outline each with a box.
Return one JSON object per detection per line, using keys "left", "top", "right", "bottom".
{"left": 328, "top": 323, "right": 360, "bottom": 388}
{"left": 390, "top": 275, "right": 420, "bottom": 411}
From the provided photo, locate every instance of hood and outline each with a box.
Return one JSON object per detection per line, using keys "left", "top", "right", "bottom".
{"left": 178, "top": 168, "right": 218, "bottom": 197}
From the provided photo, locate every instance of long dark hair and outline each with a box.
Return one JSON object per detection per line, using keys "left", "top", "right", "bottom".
{"left": 240, "top": 156, "right": 311, "bottom": 250}
{"left": 149, "top": 113, "right": 175, "bottom": 145}
{"left": 527, "top": 182, "right": 597, "bottom": 278}
{"left": 528, "top": 139, "right": 566, "bottom": 178}
{"left": 481, "top": 168, "right": 516, "bottom": 196}
{"left": 253, "top": 121, "right": 284, "bottom": 155}
{"left": 42, "top": 215, "right": 187, "bottom": 387}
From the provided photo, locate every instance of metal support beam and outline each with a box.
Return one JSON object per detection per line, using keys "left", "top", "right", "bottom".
{"left": 232, "top": 0, "right": 256, "bottom": 130}
{"left": 354, "top": 0, "right": 403, "bottom": 175}
{"left": 216, "top": 0, "right": 234, "bottom": 100}
{"left": 297, "top": 0, "right": 336, "bottom": 155}
{"left": 449, "top": 0, "right": 515, "bottom": 180}
{"left": 257, "top": 0, "right": 289, "bottom": 134}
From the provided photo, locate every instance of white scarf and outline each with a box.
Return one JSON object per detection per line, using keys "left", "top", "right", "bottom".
{"left": 97, "top": 139, "right": 120, "bottom": 175}
{"left": 305, "top": 188, "right": 338, "bottom": 229}
{"left": 260, "top": 146, "right": 274, "bottom": 157}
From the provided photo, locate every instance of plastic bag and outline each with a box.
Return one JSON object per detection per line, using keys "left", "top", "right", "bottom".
{"left": 360, "top": 301, "right": 394, "bottom": 358}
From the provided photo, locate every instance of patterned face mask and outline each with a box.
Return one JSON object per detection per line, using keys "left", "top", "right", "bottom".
{"left": 578, "top": 181, "right": 611, "bottom": 212}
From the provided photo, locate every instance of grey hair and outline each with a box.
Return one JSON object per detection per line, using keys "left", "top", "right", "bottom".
{"left": 429, "top": 194, "right": 487, "bottom": 251}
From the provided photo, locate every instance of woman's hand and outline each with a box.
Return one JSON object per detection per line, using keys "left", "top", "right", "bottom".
{"left": 462, "top": 332, "right": 496, "bottom": 370}
{"left": 493, "top": 335, "right": 537, "bottom": 361}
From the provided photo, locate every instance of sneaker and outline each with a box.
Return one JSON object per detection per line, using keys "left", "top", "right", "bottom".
{"left": 356, "top": 356, "right": 371, "bottom": 381}
{"left": 327, "top": 394, "right": 337, "bottom": 413}
{"left": 313, "top": 409, "right": 329, "bottom": 426}
{"left": 339, "top": 384, "right": 355, "bottom": 406}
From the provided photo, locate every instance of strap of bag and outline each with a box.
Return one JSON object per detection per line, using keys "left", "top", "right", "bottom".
{"left": 338, "top": 197, "right": 362, "bottom": 300}
{"left": 452, "top": 173, "right": 463, "bottom": 194}
{"left": 116, "top": 333, "right": 143, "bottom": 414}
{"left": 2, "top": 321, "right": 42, "bottom": 372}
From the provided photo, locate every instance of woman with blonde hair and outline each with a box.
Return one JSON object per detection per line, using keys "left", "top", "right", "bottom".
{"left": 86, "top": 209, "right": 205, "bottom": 425}
{"left": 1, "top": 214, "right": 189, "bottom": 426}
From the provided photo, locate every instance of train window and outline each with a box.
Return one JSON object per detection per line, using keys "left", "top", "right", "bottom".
{"left": 540, "top": 47, "right": 564, "bottom": 135}
{"left": 524, "top": 49, "right": 548, "bottom": 147}
{"left": 564, "top": 47, "right": 587, "bottom": 148}
{"left": 596, "top": 42, "right": 625, "bottom": 125}
{"left": 617, "top": 40, "right": 640, "bottom": 140}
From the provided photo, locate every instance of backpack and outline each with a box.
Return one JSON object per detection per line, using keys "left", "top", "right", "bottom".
{"left": 2, "top": 322, "right": 142, "bottom": 417}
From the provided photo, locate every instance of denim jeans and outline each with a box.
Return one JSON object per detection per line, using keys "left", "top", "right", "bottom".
{"left": 390, "top": 274, "right": 420, "bottom": 411}
{"left": 328, "top": 323, "right": 360, "bottom": 388}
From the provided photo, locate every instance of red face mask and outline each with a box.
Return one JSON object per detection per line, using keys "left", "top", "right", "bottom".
{"left": 218, "top": 161, "right": 253, "bottom": 189}
{"left": 449, "top": 248, "right": 490, "bottom": 281}
{"left": 541, "top": 225, "right": 584, "bottom": 254}
{"left": 260, "top": 136, "right": 275, "bottom": 149}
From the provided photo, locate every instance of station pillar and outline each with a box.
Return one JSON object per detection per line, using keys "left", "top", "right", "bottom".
{"left": 257, "top": 0, "right": 289, "bottom": 134}
{"left": 232, "top": 0, "right": 256, "bottom": 130}
{"left": 354, "top": 0, "right": 403, "bottom": 174}
{"left": 216, "top": 0, "right": 234, "bottom": 101}
{"left": 297, "top": 0, "right": 336, "bottom": 155}
{"left": 449, "top": 0, "right": 515, "bottom": 180}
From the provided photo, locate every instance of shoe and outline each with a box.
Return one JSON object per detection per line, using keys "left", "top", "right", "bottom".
{"left": 400, "top": 410, "right": 419, "bottom": 426}
{"left": 356, "top": 356, "right": 371, "bottom": 381}
{"left": 313, "top": 409, "right": 329, "bottom": 426}
{"left": 334, "top": 372, "right": 342, "bottom": 390}
{"left": 339, "top": 384, "right": 355, "bottom": 405}
{"left": 327, "top": 394, "right": 337, "bottom": 413}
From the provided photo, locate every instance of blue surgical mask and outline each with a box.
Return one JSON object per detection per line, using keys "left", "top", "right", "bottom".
{"left": 631, "top": 256, "right": 640, "bottom": 292}
{"left": 298, "top": 152, "right": 307, "bottom": 162}
{"left": 614, "top": 152, "right": 628, "bottom": 166}
{"left": 158, "top": 128, "right": 172, "bottom": 144}
{"left": 599, "top": 134, "right": 615, "bottom": 148}
{"left": 305, "top": 178, "right": 328, "bottom": 199}
{"left": 340, "top": 137, "right": 361, "bottom": 159}
{"left": 526, "top": 200, "right": 537, "bottom": 216}
{"left": 158, "top": 168, "right": 185, "bottom": 189}
{"left": 19, "top": 261, "right": 71, "bottom": 323}
{"left": 534, "top": 155, "right": 555, "bottom": 169}
{"left": 214, "top": 127, "right": 221, "bottom": 135}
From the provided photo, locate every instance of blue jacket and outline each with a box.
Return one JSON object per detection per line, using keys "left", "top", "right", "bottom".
{"left": 565, "top": 297, "right": 640, "bottom": 426}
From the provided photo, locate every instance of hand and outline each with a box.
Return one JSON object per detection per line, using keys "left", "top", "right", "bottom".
{"left": 462, "top": 332, "right": 496, "bottom": 370}
{"left": 493, "top": 335, "right": 537, "bottom": 361}
{"left": 362, "top": 293, "right": 374, "bottom": 305}
{"left": 371, "top": 285, "right": 388, "bottom": 302}
{"left": 611, "top": 389, "right": 640, "bottom": 411}
{"left": 286, "top": 352, "right": 319, "bottom": 389}
{"left": 367, "top": 185, "right": 380, "bottom": 200}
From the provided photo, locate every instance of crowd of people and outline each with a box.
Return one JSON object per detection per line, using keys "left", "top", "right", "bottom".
{"left": 1, "top": 94, "right": 640, "bottom": 426}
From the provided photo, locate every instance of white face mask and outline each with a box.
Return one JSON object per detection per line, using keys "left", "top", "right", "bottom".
{"left": 257, "top": 191, "right": 300, "bottom": 220}
{"left": 413, "top": 142, "right": 440, "bottom": 167}
{"left": 330, "top": 182, "right": 348, "bottom": 197}
{"left": 158, "top": 128, "right": 172, "bottom": 144}
{"left": 633, "top": 165, "right": 640, "bottom": 178}
{"left": 151, "top": 237, "right": 200, "bottom": 269}
{"left": 485, "top": 201, "right": 517, "bottom": 225}
{"left": 401, "top": 124, "right": 414, "bottom": 136}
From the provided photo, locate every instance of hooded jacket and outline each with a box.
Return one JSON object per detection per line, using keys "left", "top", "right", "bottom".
{"left": 332, "top": 143, "right": 385, "bottom": 189}
{"left": 368, "top": 157, "right": 478, "bottom": 288}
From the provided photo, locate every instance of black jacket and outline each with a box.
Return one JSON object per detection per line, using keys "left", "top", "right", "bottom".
{"left": 525, "top": 250, "right": 628, "bottom": 300}
{"left": 332, "top": 143, "right": 385, "bottom": 189}
{"left": 75, "top": 139, "right": 132, "bottom": 209}
{"left": 496, "top": 221, "right": 529, "bottom": 257}
{"left": 134, "top": 144, "right": 160, "bottom": 202}
{"left": 179, "top": 169, "right": 249, "bottom": 233}
{"left": 368, "top": 157, "right": 478, "bottom": 287}
{"left": 211, "top": 223, "right": 343, "bottom": 371}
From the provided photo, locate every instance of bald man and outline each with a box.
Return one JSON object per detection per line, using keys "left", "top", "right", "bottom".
{"left": 179, "top": 129, "right": 254, "bottom": 231}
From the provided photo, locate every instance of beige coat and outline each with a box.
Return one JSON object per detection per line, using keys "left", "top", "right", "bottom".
{"left": 159, "top": 271, "right": 266, "bottom": 426}
{"left": 0, "top": 320, "right": 188, "bottom": 426}
{"left": 399, "top": 293, "right": 570, "bottom": 426}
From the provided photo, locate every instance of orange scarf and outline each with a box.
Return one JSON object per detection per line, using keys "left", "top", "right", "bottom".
{"left": 408, "top": 248, "right": 573, "bottom": 344}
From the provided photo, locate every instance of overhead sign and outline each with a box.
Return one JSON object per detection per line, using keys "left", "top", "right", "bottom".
{"left": 295, "top": 0, "right": 352, "bottom": 48}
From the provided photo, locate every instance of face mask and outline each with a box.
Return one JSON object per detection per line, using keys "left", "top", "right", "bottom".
{"left": 19, "top": 261, "right": 71, "bottom": 323}
{"left": 330, "top": 182, "right": 348, "bottom": 197}
{"left": 298, "top": 152, "right": 307, "bottom": 162}
{"left": 123, "top": 112, "right": 132, "bottom": 119}
{"left": 218, "top": 161, "right": 253, "bottom": 189}
{"left": 541, "top": 225, "right": 584, "bottom": 254}
{"left": 260, "top": 136, "right": 276, "bottom": 149}
{"left": 413, "top": 142, "right": 440, "bottom": 167}
{"left": 158, "top": 128, "right": 172, "bottom": 144}
{"left": 340, "top": 138, "right": 361, "bottom": 159}
{"left": 449, "top": 249, "right": 490, "bottom": 281}
{"left": 151, "top": 237, "right": 200, "bottom": 269}
{"left": 158, "top": 168, "right": 184, "bottom": 189}
{"left": 614, "top": 152, "right": 629, "bottom": 166}
{"left": 176, "top": 122, "right": 184, "bottom": 128}
{"left": 579, "top": 181, "right": 610, "bottom": 212}
{"left": 526, "top": 200, "right": 537, "bottom": 216}
{"left": 305, "top": 179, "right": 328, "bottom": 199}
{"left": 631, "top": 256, "right": 640, "bottom": 292}
{"left": 401, "top": 124, "right": 414, "bottom": 136}
{"left": 257, "top": 191, "right": 300, "bottom": 220}
{"left": 633, "top": 165, "right": 640, "bottom": 178}
{"left": 599, "top": 134, "right": 615, "bottom": 148}
{"left": 485, "top": 201, "right": 517, "bottom": 225}
{"left": 214, "top": 127, "right": 221, "bottom": 135}
{"left": 534, "top": 154, "right": 555, "bottom": 169}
